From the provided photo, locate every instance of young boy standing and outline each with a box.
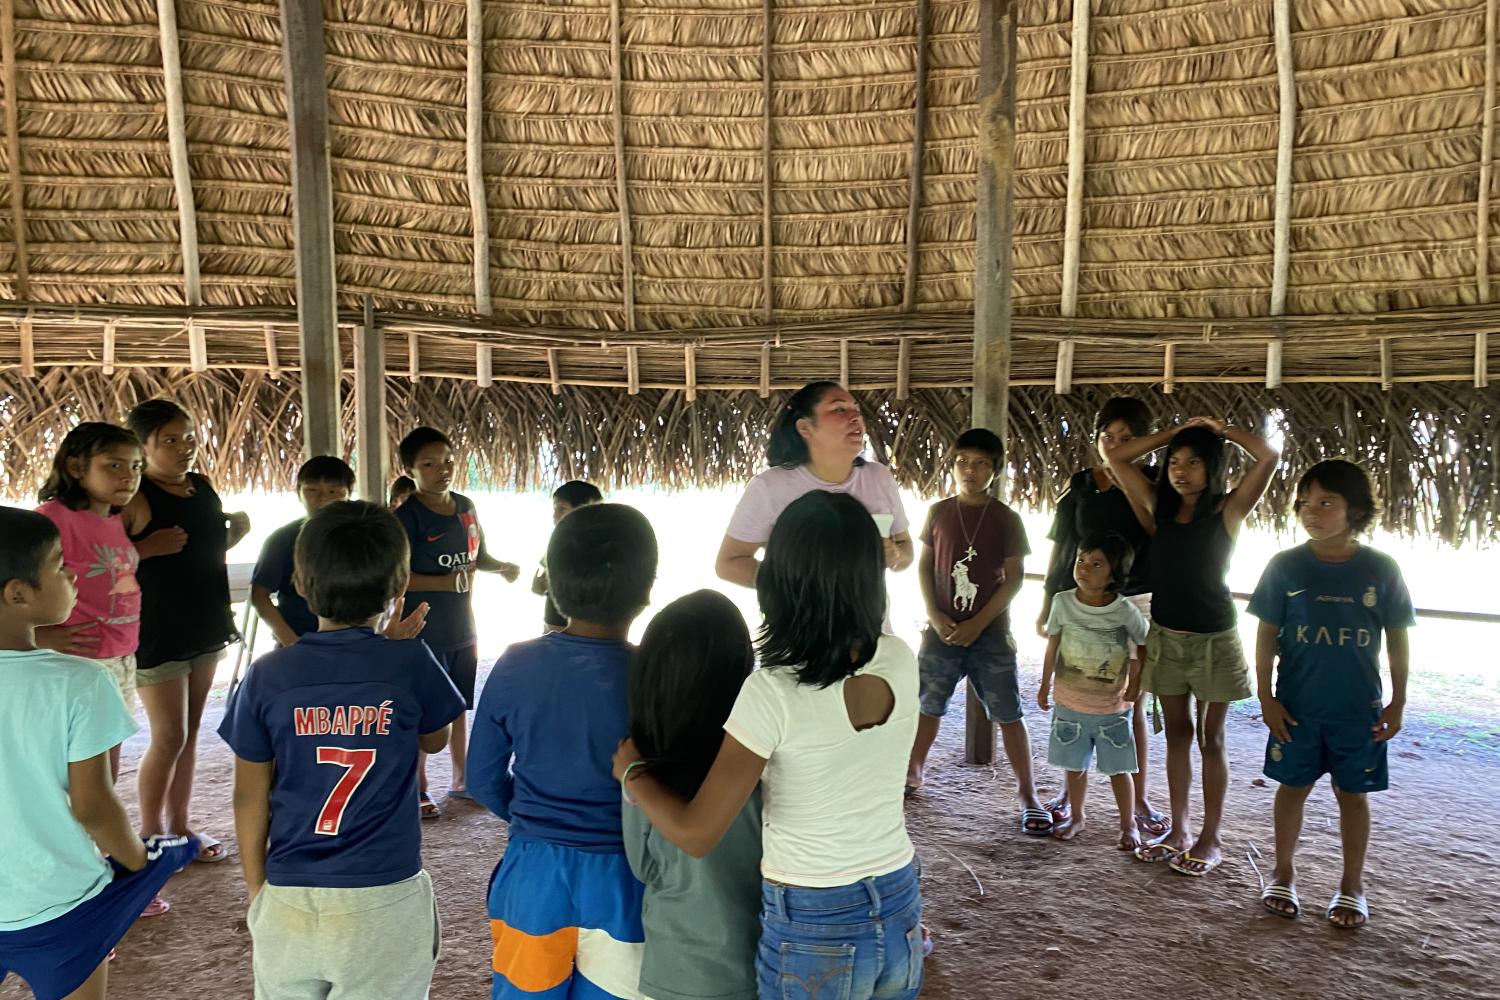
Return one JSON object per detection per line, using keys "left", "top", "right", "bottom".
{"left": 469, "top": 503, "right": 658, "bottom": 1000}
{"left": 1250, "top": 460, "right": 1413, "bottom": 929}
{"left": 219, "top": 500, "right": 467, "bottom": 998}
{"left": 531, "top": 480, "right": 603, "bottom": 632}
{"left": 0, "top": 507, "right": 196, "bottom": 1000}
{"left": 905, "top": 428, "right": 1047, "bottom": 833}
{"left": 394, "top": 427, "right": 520, "bottom": 816}
{"left": 1037, "top": 531, "right": 1151, "bottom": 849}
{"left": 250, "top": 456, "right": 355, "bottom": 647}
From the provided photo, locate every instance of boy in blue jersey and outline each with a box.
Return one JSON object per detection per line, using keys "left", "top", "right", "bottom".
{"left": 470, "top": 504, "right": 658, "bottom": 1000}
{"left": 249, "top": 455, "right": 355, "bottom": 647}
{"left": 394, "top": 426, "right": 520, "bottom": 817}
{"left": 0, "top": 507, "right": 195, "bottom": 1000}
{"left": 220, "top": 501, "right": 467, "bottom": 999}
{"left": 1250, "top": 461, "right": 1414, "bottom": 930}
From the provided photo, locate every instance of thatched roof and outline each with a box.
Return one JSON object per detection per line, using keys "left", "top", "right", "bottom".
{"left": 0, "top": 0, "right": 1497, "bottom": 540}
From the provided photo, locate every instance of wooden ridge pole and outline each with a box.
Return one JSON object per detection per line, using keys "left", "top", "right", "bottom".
{"left": 1056, "top": 0, "right": 1089, "bottom": 394}
{"left": 1478, "top": 0, "right": 1496, "bottom": 303}
{"left": 157, "top": 0, "right": 201, "bottom": 307}
{"left": 466, "top": 0, "right": 492, "bottom": 316}
{"left": 354, "top": 295, "right": 387, "bottom": 501}
{"left": 761, "top": 0, "right": 775, "bottom": 322}
{"left": 2, "top": 0, "right": 28, "bottom": 299}
{"left": 903, "top": 0, "right": 929, "bottom": 311}
{"left": 968, "top": 0, "right": 1018, "bottom": 766}
{"left": 279, "top": 0, "right": 341, "bottom": 458}
{"left": 1269, "top": 0, "right": 1296, "bottom": 386}
{"left": 610, "top": 0, "right": 635, "bottom": 331}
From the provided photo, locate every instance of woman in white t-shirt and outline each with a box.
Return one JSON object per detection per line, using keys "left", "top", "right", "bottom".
{"left": 715, "top": 381, "right": 913, "bottom": 588}
{"left": 615, "top": 490, "right": 924, "bottom": 1000}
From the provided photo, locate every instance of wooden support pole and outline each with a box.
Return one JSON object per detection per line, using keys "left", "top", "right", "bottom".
{"left": 157, "top": 0, "right": 201, "bottom": 306}
{"left": 188, "top": 320, "right": 207, "bottom": 372}
{"left": 968, "top": 0, "right": 1017, "bottom": 766}
{"left": 2, "top": 0, "right": 28, "bottom": 299}
{"left": 626, "top": 345, "right": 639, "bottom": 395}
{"left": 407, "top": 331, "right": 420, "bottom": 380}
{"left": 476, "top": 343, "right": 493, "bottom": 388}
{"left": 903, "top": 0, "right": 929, "bottom": 311}
{"left": 1379, "top": 337, "right": 1393, "bottom": 390}
{"left": 1055, "top": 339, "right": 1075, "bottom": 394}
{"left": 761, "top": 0, "right": 774, "bottom": 322}
{"left": 1059, "top": 0, "right": 1088, "bottom": 320}
{"left": 280, "top": 0, "right": 341, "bottom": 459}
{"left": 18, "top": 315, "right": 33, "bottom": 376}
{"left": 758, "top": 342, "right": 771, "bottom": 398}
{"left": 1162, "top": 342, "right": 1177, "bottom": 394}
{"left": 896, "top": 336, "right": 911, "bottom": 400}
{"left": 1479, "top": 0, "right": 1496, "bottom": 302}
{"left": 610, "top": 0, "right": 635, "bottom": 330}
{"left": 547, "top": 348, "right": 560, "bottom": 395}
{"left": 839, "top": 338, "right": 850, "bottom": 386}
{"left": 1266, "top": 338, "right": 1283, "bottom": 389}
{"left": 1270, "top": 0, "right": 1296, "bottom": 317}
{"left": 354, "top": 296, "right": 387, "bottom": 500}
{"left": 466, "top": 0, "right": 492, "bottom": 316}
{"left": 103, "top": 321, "right": 116, "bottom": 375}
{"left": 684, "top": 344, "right": 697, "bottom": 402}
{"left": 1476, "top": 331, "right": 1490, "bottom": 388}
{"left": 264, "top": 323, "right": 281, "bottom": 378}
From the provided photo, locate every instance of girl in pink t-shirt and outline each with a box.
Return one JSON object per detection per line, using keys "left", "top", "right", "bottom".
{"left": 36, "top": 422, "right": 146, "bottom": 781}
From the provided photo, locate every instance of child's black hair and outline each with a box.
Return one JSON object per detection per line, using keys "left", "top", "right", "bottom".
{"left": 1075, "top": 529, "right": 1135, "bottom": 593}
{"left": 37, "top": 422, "right": 142, "bottom": 511}
{"left": 553, "top": 480, "right": 604, "bottom": 509}
{"left": 297, "top": 455, "right": 355, "bottom": 491}
{"left": 398, "top": 427, "right": 452, "bottom": 471}
{"left": 547, "top": 503, "right": 657, "bottom": 626}
{"left": 294, "top": 500, "right": 410, "bottom": 626}
{"left": 766, "top": 381, "right": 866, "bottom": 469}
{"left": 1094, "top": 396, "right": 1154, "bottom": 438}
{"left": 629, "top": 590, "right": 754, "bottom": 799}
{"left": 0, "top": 507, "right": 61, "bottom": 591}
{"left": 389, "top": 475, "right": 416, "bottom": 506}
{"left": 954, "top": 427, "right": 1004, "bottom": 465}
{"left": 1155, "top": 426, "right": 1227, "bottom": 523}
{"left": 1297, "top": 459, "right": 1378, "bottom": 535}
{"left": 756, "top": 490, "right": 884, "bottom": 688}
{"left": 126, "top": 398, "right": 191, "bottom": 445}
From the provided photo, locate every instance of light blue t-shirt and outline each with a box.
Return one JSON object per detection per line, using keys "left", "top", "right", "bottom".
{"left": 0, "top": 649, "right": 136, "bottom": 930}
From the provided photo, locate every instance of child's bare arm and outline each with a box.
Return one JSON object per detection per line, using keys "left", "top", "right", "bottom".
{"left": 1375, "top": 627, "right": 1410, "bottom": 742}
{"left": 1103, "top": 428, "right": 1175, "bottom": 530}
{"left": 615, "top": 734, "right": 766, "bottom": 859}
{"left": 1220, "top": 425, "right": 1279, "bottom": 531}
{"left": 231, "top": 758, "right": 274, "bottom": 900}
{"left": 917, "top": 543, "right": 954, "bottom": 638}
{"left": 1255, "top": 620, "right": 1296, "bottom": 742}
{"left": 530, "top": 568, "right": 549, "bottom": 596}
{"left": 1123, "top": 656, "right": 1142, "bottom": 705}
{"left": 1037, "top": 634, "right": 1060, "bottom": 709}
{"left": 69, "top": 752, "right": 147, "bottom": 872}
{"left": 250, "top": 585, "right": 298, "bottom": 647}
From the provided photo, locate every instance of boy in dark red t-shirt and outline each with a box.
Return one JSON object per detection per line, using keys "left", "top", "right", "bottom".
{"left": 906, "top": 428, "right": 1048, "bottom": 834}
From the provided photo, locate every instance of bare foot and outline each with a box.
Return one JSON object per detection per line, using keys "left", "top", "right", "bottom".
{"left": 1328, "top": 880, "right": 1368, "bottom": 929}
{"left": 1117, "top": 826, "right": 1141, "bottom": 852}
{"left": 1172, "top": 836, "right": 1224, "bottom": 875}
{"left": 1042, "top": 794, "right": 1071, "bottom": 824}
{"left": 905, "top": 764, "right": 924, "bottom": 796}
{"left": 1053, "top": 813, "right": 1086, "bottom": 841}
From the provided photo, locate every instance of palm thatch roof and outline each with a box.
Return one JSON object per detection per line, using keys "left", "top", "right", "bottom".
{"left": 0, "top": 0, "right": 1497, "bottom": 539}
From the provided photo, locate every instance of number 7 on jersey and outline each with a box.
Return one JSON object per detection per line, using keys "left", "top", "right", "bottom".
{"left": 315, "top": 747, "right": 377, "bottom": 835}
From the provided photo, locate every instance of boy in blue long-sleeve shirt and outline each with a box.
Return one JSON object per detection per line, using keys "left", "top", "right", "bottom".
{"left": 469, "top": 504, "right": 658, "bottom": 1000}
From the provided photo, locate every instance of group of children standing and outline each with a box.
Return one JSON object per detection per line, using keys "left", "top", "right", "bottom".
{"left": 0, "top": 386, "right": 1415, "bottom": 1000}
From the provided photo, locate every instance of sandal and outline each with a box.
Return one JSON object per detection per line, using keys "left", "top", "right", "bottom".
{"left": 447, "top": 786, "right": 473, "bottom": 802}
{"left": 921, "top": 924, "right": 934, "bottom": 958}
{"left": 1168, "top": 852, "right": 1223, "bottom": 877}
{"left": 1042, "top": 796, "right": 1071, "bottom": 826}
{"left": 1261, "top": 883, "right": 1300, "bottom": 919}
{"left": 1327, "top": 892, "right": 1369, "bottom": 929}
{"left": 1132, "top": 841, "right": 1181, "bottom": 864}
{"left": 1134, "top": 809, "right": 1171, "bottom": 838}
{"left": 193, "top": 834, "right": 231, "bottom": 864}
{"left": 419, "top": 790, "right": 441, "bottom": 820}
{"left": 1020, "top": 807, "right": 1054, "bottom": 836}
{"left": 139, "top": 894, "right": 171, "bottom": 918}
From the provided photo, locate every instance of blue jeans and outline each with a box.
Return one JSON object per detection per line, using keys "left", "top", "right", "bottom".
{"left": 757, "top": 862, "right": 923, "bottom": 1000}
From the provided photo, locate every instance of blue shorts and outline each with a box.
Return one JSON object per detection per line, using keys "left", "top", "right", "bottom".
{"left": 436, "top": 644, "right": 479, "bottom": 709}
{"left": 1264, "top": 710, "right": 1389, "bottom": 793}
{"left": 1047, "top": 705, "right": 1138, "bottom": 776}
{"left": 917, "top": 627, "right": 1022, "bottom": 724}
{"left": 0, "top": 837, "right": 197, "bottom": 1000}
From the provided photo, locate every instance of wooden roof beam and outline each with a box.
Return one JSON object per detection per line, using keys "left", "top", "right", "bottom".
{"left": 1477, "top": 0, "right": 1496, "bottom": 305}
{"left": 903, "top": 0, "right": 929, "bottom": 312}
{"left": 157, "top": 0, "right": 200, "bottom": 306}
{"left": 761, "top": 0, "right": 774, "bottom": 323}
{"left": 2, "top": 0, "right": 28, "bottom": 299}
{"left": 610, "top": 0, "right": 635, "bottom": 331}
{"left": 1056, "top": 0, "right": 1089, "bottom": 394}
{"left": 466, "top": 0, "right": 491, "bottom": 317}
{"left": 1269, "top": 0, "right": 1296, "bottom": 388}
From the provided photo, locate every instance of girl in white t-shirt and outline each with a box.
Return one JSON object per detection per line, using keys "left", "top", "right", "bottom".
{"left": 615, "top": 490, "right": 924, "bottom": 1000}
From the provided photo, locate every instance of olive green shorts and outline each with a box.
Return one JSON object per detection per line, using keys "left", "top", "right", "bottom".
{"left": 1141, "top": 624, "right": 1251, "bottom": 704}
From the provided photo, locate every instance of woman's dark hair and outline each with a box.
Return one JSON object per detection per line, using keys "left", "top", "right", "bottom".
{"left": 756, "top": 491, "right": 884, "bottom": 687}
{"left": 548, "top": 503, "right": 658, "bottom": 626}
{"left": 0, "top": 507, "right": 61, "bottom": 591}
{"left": 954, "top": 427, "right": 1004, "bottom": 465}
{"left": 297, "top": 455, "right": 355, "bottom": 490}
{"left": 553, "top": 480, "right": 604, "bottom": 508}
{"left": 765, "top": 381, "right": 865, "bottom": 469}
{"left": 629, "top": 590, "right": 754, "bottom": 799}
{"left": 1155, "top": 426, "right": 1227, "bottom": 523}
{"left": 37, "top": 422, "right": 142, "bottom": 511}
{"left": 398, "top": 427, "right": 452, "bottom": 471}
{"left": 126, "top": 398, "right": 191, "bottom": 445}
{"left": 1094, "top": 397, "right": 1154, "bottom": 438}
{"left": 1075, "top": 529, "right": 1135, "bottom": 592}
{"left": 1297, "top": 460, "right": 1377, "bottom": 535}
{"left": 295, "top": 500, "right": 410, "bottom": 625}
{"left": 388, "top": 475, "right": 415, "bottom": 506}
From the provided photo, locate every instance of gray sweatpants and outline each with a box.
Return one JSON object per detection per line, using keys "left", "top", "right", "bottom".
{"left": 247, "top": 870, "right": 441, "bottom": 1000}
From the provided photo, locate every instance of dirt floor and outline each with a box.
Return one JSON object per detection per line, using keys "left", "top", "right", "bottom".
{"left": 5, "top": 657, "right": 1498, "bottom": 1000}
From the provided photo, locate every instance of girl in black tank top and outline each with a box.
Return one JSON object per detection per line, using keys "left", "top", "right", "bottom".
{"left": 1103, "top": 416, "right": 1278, "bottom": 875}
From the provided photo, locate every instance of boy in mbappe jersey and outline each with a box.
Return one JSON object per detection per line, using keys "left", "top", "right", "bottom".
{"left": 220, "top": 501, "right": 466, "bottom": 1000}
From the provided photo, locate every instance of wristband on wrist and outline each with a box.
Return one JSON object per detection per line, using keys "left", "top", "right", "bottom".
{"left": 620, "top": 760, "right": 646, "bottom": 805}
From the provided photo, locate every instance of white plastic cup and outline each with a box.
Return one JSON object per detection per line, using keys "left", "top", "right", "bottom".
{"left": 871, "top": 513, "right": 894, "bottom": 538}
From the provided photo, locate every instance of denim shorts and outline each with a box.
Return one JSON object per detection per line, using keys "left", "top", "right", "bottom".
{"left": 917, "top": 627, "right": 1021, "bottom": 724}
{"left": 1264, "top": 709, "right": 1389, "bottom": 793}
{"left": 758, "top": 861, "right": 923, "bottom": 1000}
{"left": 1047, "top": 704, "right": 1138, "bottom": 776}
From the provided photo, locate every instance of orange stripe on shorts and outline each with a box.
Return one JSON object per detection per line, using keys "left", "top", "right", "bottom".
{"left": 490, "top": 919, "right": 578, "bottom": 993}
